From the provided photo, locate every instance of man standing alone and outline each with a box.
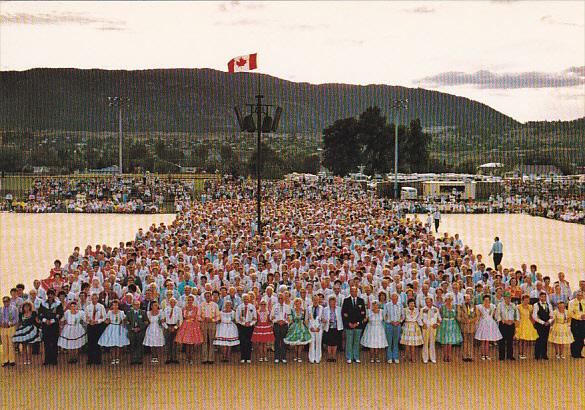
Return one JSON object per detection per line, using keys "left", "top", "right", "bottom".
{"left": 433, "top": 209, "right": 441, "bottom": 233}
{"left": 488, "top": 237, "right": 503, "bottom": 269}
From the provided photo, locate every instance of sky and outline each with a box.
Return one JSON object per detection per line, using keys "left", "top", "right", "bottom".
{"left": 0, "top": 1, "right": 584, "bottom": 122}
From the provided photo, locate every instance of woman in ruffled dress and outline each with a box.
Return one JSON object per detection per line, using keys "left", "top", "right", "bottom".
{"left": 284, "top": 298, "right": 311, "bottom": 362}
{"left": 400, "top": 298, "right": 423, "bottom": 362}
{"left": 515, "top": 294, "right": 538, "bottom": 359}
{"left": 143, "top": 301, "right": 165, "bottom": 364}
{"left": 361, "top": 301, "right": 388, "bottom": 363}
{"left": 175, "top": 294, "right": 204, "bottom": 364}
{"left": 12, "top": 301, "right": 41, "bottom": 365}
{"left": 57, "top": 301, "right": 87, "bottom": 363}
{"left": 98, "top": 300, "right": 130, "bottom": 365}
{"left": 475, "top": 295, "right": 502, "bottom": 361}
{"left": 549, "top": 301, "right": 573, "bottom": 359}
{"left": 251, "top": 300, "right": 275, "bottom": 362}
{"left": 213, "top": 300, "right": 239, "bottom": 362}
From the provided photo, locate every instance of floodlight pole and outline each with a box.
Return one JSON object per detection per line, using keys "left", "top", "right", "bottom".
{"left": 119, "top": 105, "right": 123, "bottom": 175}
{"left": 108, "top": 96, "right": 129, "bottom": 175}
{"left": 391, "top": 99, "right": 408, "bottom": 199}
{"left": 256, "top": 94, "right": 263, "bottom": 237}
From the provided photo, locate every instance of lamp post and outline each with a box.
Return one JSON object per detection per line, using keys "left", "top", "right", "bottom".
{"left": 234, "top": 96, "right": 282, "bottom": 238}
{"left": 108, "top": 96, "right": 130, "bottom": 174}
{"left": 391, "top": 99, "right": 408, "bottom": 199}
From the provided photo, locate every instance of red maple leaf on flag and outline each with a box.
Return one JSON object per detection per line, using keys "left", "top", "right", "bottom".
{"left": 236, "top": 57, "right": 248, "bottom": 67}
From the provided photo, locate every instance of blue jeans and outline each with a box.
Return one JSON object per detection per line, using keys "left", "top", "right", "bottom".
{"left": 384, "top": 323, "right": 401, "bottom": 360}
{"left": 344, "top": 329, "right": 362, "bottom": 361}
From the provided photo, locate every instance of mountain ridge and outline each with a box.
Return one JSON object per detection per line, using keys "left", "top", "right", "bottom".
{"left": 1, "top": 67, "right": 522, "bottom": 133}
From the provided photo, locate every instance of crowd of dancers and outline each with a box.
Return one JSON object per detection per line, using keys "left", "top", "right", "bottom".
{"left": 1, "top": 180, "right": 584, "bottom": 368}
{"left": 2, "top": 174, "right": 584, "bottom": 224}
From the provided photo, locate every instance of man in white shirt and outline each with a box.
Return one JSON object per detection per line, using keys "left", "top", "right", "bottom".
{"left": 532, "top": 292, "right": 554, "bottom": 360}
{"left": 271, "top": 292, "right": 291, "bottom": 363}
{"left": 163, "top": 297, "right": 183, "bottom": 364}
{"left": 418, "top": 297, "right": 440, "bottom": 364}
{"left": 236, "top": 293, "right": 257, "bottom": 363}
{"left": 85, "top": 293, "right": 107, "bottom": 365}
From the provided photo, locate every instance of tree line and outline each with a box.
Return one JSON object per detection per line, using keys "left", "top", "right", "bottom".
{"left": 322, "top": 106, "right": 431, "bottom": 176}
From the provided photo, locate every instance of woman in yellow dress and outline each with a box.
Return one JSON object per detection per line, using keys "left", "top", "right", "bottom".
{"left": 515, "top": 294, "right": 538, "bottom": 359}
{"left": 549, "top": 301, "right": 573, "bottom": 359}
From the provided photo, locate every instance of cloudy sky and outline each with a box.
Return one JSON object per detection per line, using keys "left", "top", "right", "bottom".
{"left": 1, "top": 1, "right": 583, "bottom": 122}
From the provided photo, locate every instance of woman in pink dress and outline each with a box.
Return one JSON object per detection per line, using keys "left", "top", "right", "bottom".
{"left": 175, "top": 295, "right": 203, "bottom": 364}
{"left": 251, "top": 300, "right": 275, "bottom": 362}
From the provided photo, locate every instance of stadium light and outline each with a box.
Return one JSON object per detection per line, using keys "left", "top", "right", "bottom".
{"left": 234, "top": 96, "right": 282, "bottom": 237}
{"left": 108, "top": 96, "right": 130, "bottom": 174}
{"left": 391, "top": 98, "right": 408, "bottom": 199}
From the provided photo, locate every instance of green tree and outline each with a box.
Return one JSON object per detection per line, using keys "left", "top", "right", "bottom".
{"left": 323, "top": 117, "right": 361, "bottom": 176}
{"left": 249, "top": 142, "right": 287, "bottom": 179}
{"left": 358, "top": 107, "right": 394, "bottom": 175}
{"left": 403, "top": 119, "right": 431, "bottom": 172}
{"left": 0, "top": 147, "right": 23, "bottom": 172}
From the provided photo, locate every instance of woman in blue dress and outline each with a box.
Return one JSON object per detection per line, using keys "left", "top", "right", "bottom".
{"left": 98, "top": 300, "right": 130, "bottom": 365}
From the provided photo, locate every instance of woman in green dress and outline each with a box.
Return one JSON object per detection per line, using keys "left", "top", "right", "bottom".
{"left": 436, "top": 294, "right": 463, "bottom": 362}
{"left": 284, "top": 298, "right": 311, "bottom": 362}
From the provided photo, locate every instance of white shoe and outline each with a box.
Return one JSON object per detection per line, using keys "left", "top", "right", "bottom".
{"left": 355, "top": 359, "right": 361, "bottom": 363}
{"left": 297, "top": 359, "right": 302, "bottom": 363}
{"left": 556, "top": 355, "right": 560, "bottom": 360}
{"left": 240, "top": 360, "right": 245, "bottom": 364}
{"left": 486, "top": 356, "right": 491, "bottom": 361}
{"left": 431, "top": 359, "right": 436, "bottom": 364}
{"left": 394, "top": 359, "right": 400, "bottom": 364}
{"left": 282, "top": 359, "right": 287, "bottom": 364}
{"left": 375, "top": 359, "right": 380, "bottom": 363}
{"left": 560, "top": 355, "right": 566, "bottom": 359}
{"left": 274, "top": 359, "right": 280, "bottom": 364}
{"left": 347, "top": 360, "right": 352, "bottom": 364}
{"left": 387, "top": 360, "right": 392, "bottom": 364}
{"left": 246, "top": 360, "right": 251, "bottom": 364}
{"left": 259, "top": 358, "right": 263, "bottom": 362}
{"left": 423, "top": 360, "right": 428, "bottom": 364}
{"left": 370, "top": 359, "right": 375, "bottom": 363}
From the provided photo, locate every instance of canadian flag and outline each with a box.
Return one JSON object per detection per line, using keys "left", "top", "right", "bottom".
{"left": 227, "top": 53, "right": 258, "bottom": 73}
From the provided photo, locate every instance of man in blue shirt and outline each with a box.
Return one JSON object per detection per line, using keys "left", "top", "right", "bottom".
{"left": 488, "top": 237, "right": 503, "bottom": 269}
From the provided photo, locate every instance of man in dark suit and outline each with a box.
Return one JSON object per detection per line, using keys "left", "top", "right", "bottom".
{"left": 126, "top": 299, "right": 147, "bottom": 364}
{"left": 39, "top": 289, "right": 64, "bottom": 366}
{"left": 341, "top": 286, "right": 366, "bottom": 364}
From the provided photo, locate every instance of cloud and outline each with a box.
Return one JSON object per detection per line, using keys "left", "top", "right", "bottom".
{"left": 217, "top": 1, "right": 265, "bottom": 13}
{"left": 403, "top": 6, "right": 436, "bottom": 14}
{"left": 0, "top": 12, "right": 126, "bottom": 30}
{"left": 213, "top": 18, "right": 263, "bottom": 27}
{"left": 415, "top": 67, "right": 585, "bottom": 89}
{"left": 214, "top": 19, "right": 327, "bottom": 31}
{"left": 540, "top": 14, "right": 584, "bottom": 28}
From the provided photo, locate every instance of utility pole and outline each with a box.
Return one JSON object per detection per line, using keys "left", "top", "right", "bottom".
{"left": 391, "top": 99, "right": 408, "bottom": 199}
{"left": 108, "top": 96, "right": 130, "bottom": 174}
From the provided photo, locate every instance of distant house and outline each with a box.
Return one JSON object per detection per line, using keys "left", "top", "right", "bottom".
{"left": 513, "top": 164, "right": 561, "bottom": 177}
{"left": 33, "top": 166, "right": 50, "bottom": 174}
{"left": 88, "top": 165, "right": 120, "bottom": 174}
